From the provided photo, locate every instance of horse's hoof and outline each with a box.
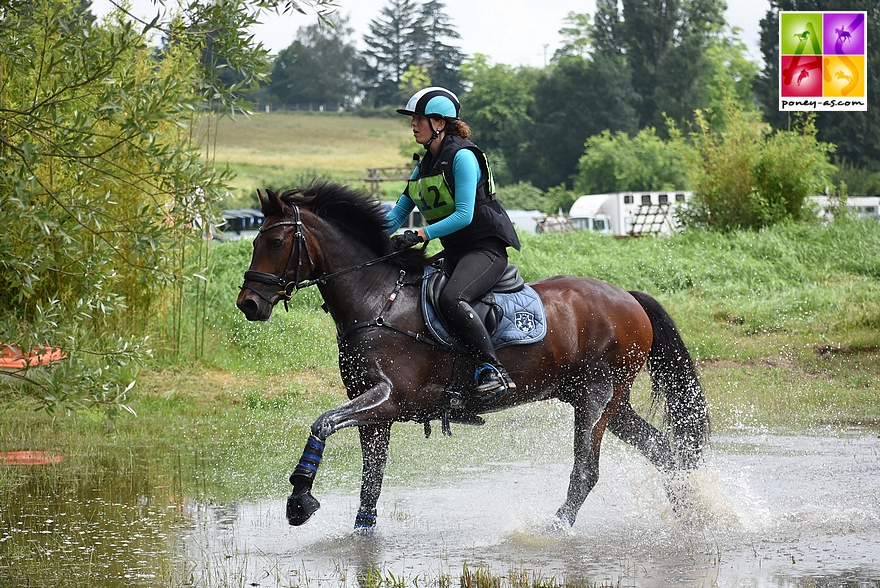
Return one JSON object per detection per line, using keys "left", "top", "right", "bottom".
{"left": 544, "top": 512, "right": 574, "bottom": 537}
{"left": 286, "top": 490, "right": 321, "bottom": 526}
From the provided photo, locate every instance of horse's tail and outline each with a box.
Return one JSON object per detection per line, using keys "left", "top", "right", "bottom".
{"left": 629, "top": 291, "right": 709, "bottom": 469}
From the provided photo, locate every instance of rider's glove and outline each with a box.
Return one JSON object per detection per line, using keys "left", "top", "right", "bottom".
{"left": 391, "top": 230, "right": 424, "bottom": 250}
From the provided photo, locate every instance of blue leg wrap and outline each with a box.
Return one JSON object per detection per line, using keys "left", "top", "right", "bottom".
{"left": 354, "top": 510, "right": 377, "bottom": 528}
{"left": 290, "top": 435, "right": 325, "bottom": 484}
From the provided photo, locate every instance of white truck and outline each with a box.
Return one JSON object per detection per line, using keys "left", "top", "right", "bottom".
{"left": 568, "top": 191, "right": 691, "bottom": 237}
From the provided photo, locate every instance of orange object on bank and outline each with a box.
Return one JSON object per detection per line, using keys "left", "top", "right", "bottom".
{"left": 0, "top": 344, "right": 66, "bottom": 369}
{"left": 0, "top": 451, "right": 64, "bottom": 465}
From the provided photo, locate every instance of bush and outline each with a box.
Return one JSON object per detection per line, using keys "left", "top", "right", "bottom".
{"left": 680, "top": 107, "right": 836, "bottom": 231}
{"left": 495, "top": 182, "right": 575, "bottom": 215}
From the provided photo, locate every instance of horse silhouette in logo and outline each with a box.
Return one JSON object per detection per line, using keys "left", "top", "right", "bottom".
{"left": 793, "top": 30, "right": 810, "bottom": 42}
{"left": 835, "top": 70, "right": 853, "bottom": 84}
{"left": 835, "top": 27, "right": 852, "bottom": 43}
{"left": 797, "top": 68, "right": 810, "bottom": 86}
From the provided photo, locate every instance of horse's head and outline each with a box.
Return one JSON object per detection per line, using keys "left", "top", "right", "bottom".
{"left": 236, "top": 189, "right": 315, "bottom": 321}
{"left": 237, "top": 182, "right": 428, "bottom": 321}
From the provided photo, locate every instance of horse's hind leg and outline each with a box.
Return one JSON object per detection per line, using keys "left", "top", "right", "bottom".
{"left": 354, "top": 422, "right": 391, "bottom": 533}
{"left": 607, "top": 399, "right": 691, "bottom": 510}
{"left": 555, "top": 371, "right": 614, "bottom": 527}
{"left": 607, "top": 399, "right": 675, "bottom": 472}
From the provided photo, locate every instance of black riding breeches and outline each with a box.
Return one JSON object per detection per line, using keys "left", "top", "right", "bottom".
{"left": 437, "top": 238, "right": 508, "bottom": 322}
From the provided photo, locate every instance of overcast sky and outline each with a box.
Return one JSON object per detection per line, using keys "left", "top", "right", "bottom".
{"left": 91, "top": 0, "right": 772, "bottom": 67}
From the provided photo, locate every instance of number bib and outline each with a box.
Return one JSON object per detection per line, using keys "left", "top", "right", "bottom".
{"left": 408, "top": 173, "right": 456, "bottom": 223}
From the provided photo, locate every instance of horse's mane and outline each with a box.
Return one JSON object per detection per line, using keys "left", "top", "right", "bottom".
{"left": 265, "top": 182, "right": 427, "bottom": 273}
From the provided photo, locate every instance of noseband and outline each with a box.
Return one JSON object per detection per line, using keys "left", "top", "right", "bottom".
{"left": 240, "top": 205, "right": 315, "bottom": 311}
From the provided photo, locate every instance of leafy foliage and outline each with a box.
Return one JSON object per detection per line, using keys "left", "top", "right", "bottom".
{"left": 573, "top": 127, "right": 690, "bottom": 194}
{"left": 505, "top": 53, "right": 640, "bottom": 190}
{"left": 0, "top": 0, "right": 286, "bottom": 409}
{"left": 614, "top": 0, "right": 728, "bottom": 129}
{"left": 680, "top": 106, "right": 837, "bottom": 231}
{"left": 495, "top": 182, "right": 576, "bottom": 215}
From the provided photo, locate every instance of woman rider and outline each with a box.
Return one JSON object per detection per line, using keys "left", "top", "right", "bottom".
{"left": 384, "top": 87, "right": 521, "bottom": 399}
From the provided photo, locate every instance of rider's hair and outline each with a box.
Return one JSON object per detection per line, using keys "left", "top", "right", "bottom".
{"left": 445, "top": 119, "right": 471, "bottom": 140}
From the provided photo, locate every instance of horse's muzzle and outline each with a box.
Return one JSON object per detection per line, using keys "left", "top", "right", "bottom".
{"left": 236, "top": 292, "right": 273, "bottom": 321}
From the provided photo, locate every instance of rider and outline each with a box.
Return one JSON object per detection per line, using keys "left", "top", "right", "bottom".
{"left": 384, "top": 86, "right": 521, "bottom": 399}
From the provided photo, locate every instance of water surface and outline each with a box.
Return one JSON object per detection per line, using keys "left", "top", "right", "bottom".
{"left": 2, "top": 402, "right": 878, "bottom": 587}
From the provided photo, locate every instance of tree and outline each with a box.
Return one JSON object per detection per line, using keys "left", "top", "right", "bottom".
{"left": 573, "top": 127, "right": 690, "bottom": 194}
{"left": 511, "top": 53, "right": 640, "bottom": 190}
{"left": 459, "top": 55, "right": 539, "bottom": 184}
{"left": 269, "top": 13, "right": 364, "bottom": 108}
{"left": 702, "top": 26, "right": 761, "bottom": 128}
{"left": 554, "top": 12, "right": 593, "bottom": 60}
{"left": 754, "top": 0, "right": 880, "bottom": 170}
{"left": 591, "top": 0, "right": 624, "bottom": 57}
{"left": 361, "top": 0, "right": 427, "bottom": 107}
{"left": 418, "top": 0, "right": 465, "bottom": 94}
{"left": 615, "top": 0, "right": 727, "bottom": 129}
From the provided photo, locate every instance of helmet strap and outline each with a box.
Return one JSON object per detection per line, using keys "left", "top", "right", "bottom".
{"left": 424, "top": 117, "right": 445, "bottom": 150}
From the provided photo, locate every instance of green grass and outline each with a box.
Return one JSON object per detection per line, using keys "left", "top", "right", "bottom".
{"left": 186, "top": 217, "right": 880, "bottom": 432}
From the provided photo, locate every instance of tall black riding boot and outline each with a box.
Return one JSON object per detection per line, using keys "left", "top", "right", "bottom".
{"left": 448, "top": 300, "right": 516, "bottom": 399}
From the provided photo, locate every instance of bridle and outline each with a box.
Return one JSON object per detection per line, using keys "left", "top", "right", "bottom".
{"left": 240, "top": 204, "right": 422, "bottom": 311}
{"left": 240, "top": 205, "right": 316, "bottom": 311}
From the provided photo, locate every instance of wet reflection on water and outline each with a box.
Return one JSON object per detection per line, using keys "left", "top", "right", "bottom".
{"left": 2, "top": 402, "right": 879, "bottom": 587}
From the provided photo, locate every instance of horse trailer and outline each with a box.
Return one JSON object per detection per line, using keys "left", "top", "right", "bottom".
{"left": 568, "top": 191, "right": 691, "bottom": 237}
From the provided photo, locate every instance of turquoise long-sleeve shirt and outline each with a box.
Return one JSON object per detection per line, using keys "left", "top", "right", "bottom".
{"left": 384, "top": 148, "right": 481, "bottom": 241}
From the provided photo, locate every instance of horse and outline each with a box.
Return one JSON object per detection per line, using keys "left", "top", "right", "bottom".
{"left": 236, "top": 182, "right": 709, "bottom": 532}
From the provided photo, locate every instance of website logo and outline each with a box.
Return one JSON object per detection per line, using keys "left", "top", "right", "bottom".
{"left": 779, "top": 11, "right": 867, "bottom": 111}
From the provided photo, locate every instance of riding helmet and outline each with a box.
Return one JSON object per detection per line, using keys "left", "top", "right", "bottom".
{"left": 397, "top": 87, "right": 460, "bottom": 120}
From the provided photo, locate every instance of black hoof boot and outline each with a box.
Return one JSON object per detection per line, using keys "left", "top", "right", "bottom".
{"left": 286, "top": 490, "right": 321, "bottom": 526}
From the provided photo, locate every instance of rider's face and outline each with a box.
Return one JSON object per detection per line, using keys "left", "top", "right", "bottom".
{"left": 411, "top": 114, "right": 444, "bottom": 146}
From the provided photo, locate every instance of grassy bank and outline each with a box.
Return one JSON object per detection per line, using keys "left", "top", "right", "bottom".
{"left": 209, "top": 111, "right": 412, "bottom": 203}
{"left": 187, "top": 217, "right": 880, "bottom": 431}
{"left": 4, "top": 218, "right": 879, "bottom": 433}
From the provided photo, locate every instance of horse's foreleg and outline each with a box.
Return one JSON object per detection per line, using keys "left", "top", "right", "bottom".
{"left": 287, "top": 380, "right": 395, "bottom": 527}
{"left": 556, "top": 374, "right": 614, "bottom": 527}
{"left": 354, "top": 422, "right": 391, "bottom": 532}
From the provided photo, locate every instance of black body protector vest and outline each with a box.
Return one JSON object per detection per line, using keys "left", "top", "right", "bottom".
{"left": 405, "top": 136, "right": 521, "bottom": 252}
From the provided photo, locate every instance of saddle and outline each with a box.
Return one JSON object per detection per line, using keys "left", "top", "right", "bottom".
{"left": 424, "top": 262, "right": 525, "bottom": 339}
{"left": 418, "top": 262, "right": 546, "bottom": 437}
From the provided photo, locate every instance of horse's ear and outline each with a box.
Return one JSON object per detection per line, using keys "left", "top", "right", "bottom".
{"left": 259, "top": 189, "right": 283, "bottom": 216}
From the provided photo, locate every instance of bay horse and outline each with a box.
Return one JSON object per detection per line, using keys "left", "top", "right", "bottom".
{"left": 236, "top": 183, "right": 708, "bottom": 532}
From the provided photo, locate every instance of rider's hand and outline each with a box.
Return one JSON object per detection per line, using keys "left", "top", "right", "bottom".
{"left": 391, "top": 229, "right": 424, "bottom": 250}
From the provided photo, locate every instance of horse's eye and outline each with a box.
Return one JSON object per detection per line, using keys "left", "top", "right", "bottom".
{"left": 270, "top": 237, "right": 284, "bottom": 249}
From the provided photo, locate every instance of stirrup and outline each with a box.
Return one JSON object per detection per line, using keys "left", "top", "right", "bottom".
{"left": 474, "top": 363, "right": 515, "bottom": 401}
